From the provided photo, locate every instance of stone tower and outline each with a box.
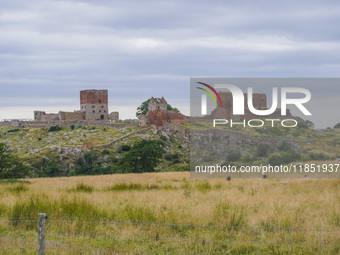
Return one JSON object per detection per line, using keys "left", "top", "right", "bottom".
{"left": 80, "top": 89, "right": 109, "bottom": 121}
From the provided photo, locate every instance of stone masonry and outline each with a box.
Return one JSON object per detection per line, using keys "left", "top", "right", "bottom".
{"left": 139, "top": 97, "right": 186, "bottom": 127}
{"left": 34, "top": 89, "right": 119, "bottom": 122}
{"left": 80, "top": 89, "right": 109, "bottom": 121}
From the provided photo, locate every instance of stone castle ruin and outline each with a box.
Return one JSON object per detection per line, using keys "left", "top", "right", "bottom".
{"left": 138, "top": 97, "right": 187, "bottom": 127}
{"left": 34, "top": 89, "right": 119, "bottom": 122}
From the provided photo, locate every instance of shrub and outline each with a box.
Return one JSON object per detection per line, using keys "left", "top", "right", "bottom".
{"left": 160, "top": 135, "right": 168, "bottom": 141}
{"left": 226, "top": 151, "right": 241, "bottom": 162}
{"left": 70, "top": 124, "right": 75, "bottom": 130}
{"left": 0, "top": 143, "right": 30, "bottom": 178}
{"left": 278, "top": 141, "right": 291, "bottom": 152}
{"left": 166, "top": 163, "right": 190, "bottom": 172}
{"left": 8, "top": 129, "right": 20, "bottom": 133}
{"left": 164, "top": 153, "right": 180, "bottom": 163}
{"left": 256, "top": 143, "right": 270, "bottom": 157}
{"left": 297, "top": 122, "right": 308, "bottom": 129}
{"left": 268, "top": 151, "right": 301, "bottom": 166}
{"left": 68, "top": 169, "right": 76, "bottom": 176}
{"left": 241, "top": 153, "right": 256, "bottom": 163}
{"left": 101, "top": 149, "right": 110, "bottom": 155}
{"left": 48, "top": 125, "right": 62, "bottom": 132}
{"left": 117, "top": 145, "right": 131, "bottom": 153}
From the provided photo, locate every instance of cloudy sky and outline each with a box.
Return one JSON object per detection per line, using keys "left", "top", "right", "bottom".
{"left": 0, "top": 0, "right": 339, "bottom": 127}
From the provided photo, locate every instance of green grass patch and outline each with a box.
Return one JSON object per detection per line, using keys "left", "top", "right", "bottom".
{"left": 69, "top": 183, "right": 95, "bottom": 193}
{"left": 104, "top": 183, "right": 175, "bottom": 192}
{"left": 6, "top": 183, "right": 29, "bottom": 194}
{"left": 0, "top": 179, "right": 31, "bottom": 184}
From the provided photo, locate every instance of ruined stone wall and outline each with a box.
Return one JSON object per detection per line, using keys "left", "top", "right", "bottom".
{"left": 167, "top": 111, "right": 185, "bottom": 122}
{"left": 162, "top": 122, "right": 188, "bottom": 135}
{"left": 108, "top": 112, "right": 119, "bottom": 121}
{"left": 34, "top": 111, "right": 59, "bottom": 122}
{"left": 59, "top": 111, "right": 86, "bottom": 121}
{"left": 149, "top": 110, "right": 168, "bottom": 126}
{"left": 147, "top": 110, "right": 186, "bottom": 127}
{"left": 138, "top": 115, "right": 149, "bottom": 126}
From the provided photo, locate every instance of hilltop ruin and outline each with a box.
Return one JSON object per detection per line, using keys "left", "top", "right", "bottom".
{"left": 34, "top": 89, "right": 119, "bottom": 122}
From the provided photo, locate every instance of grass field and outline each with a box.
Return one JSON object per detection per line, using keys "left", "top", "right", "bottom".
{"left": 0, "top": 172, "right": 339, "bottom": 254}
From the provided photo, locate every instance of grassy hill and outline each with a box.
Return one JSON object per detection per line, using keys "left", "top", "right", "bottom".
{"left": 1, "top": 122, "right": 340, "bottom": 178}
{"left": 191, "top": 121, "right": 340, "bottom": 169}
{"left": 0, "top": 125, "right": 189, "bottom": 177}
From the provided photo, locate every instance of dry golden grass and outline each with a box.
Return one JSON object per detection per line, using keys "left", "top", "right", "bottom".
{"left": 0, "top": 173, "right": 339, "bottom": 254}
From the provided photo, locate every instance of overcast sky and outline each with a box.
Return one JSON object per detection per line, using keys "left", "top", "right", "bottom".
{"left": 0, "top": 0, "right": 339, "bottom": 127}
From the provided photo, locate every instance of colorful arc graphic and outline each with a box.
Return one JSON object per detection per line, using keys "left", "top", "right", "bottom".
{"left": 196, "top": 82, "right": 223, "bottom": 106}
{"left": 196, "top": 87, "right": 217, "bottom": 105}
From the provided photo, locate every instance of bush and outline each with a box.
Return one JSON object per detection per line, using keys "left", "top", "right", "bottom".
{"left": 268, "top": 151, "right": 301, "bottom": 166}
{"left": 241, "top": 153, "right": 256, "bottom": 163}
{"left": 160, "top": 135, "right": 168, "bottom": 141}
{"left": 166, "top": 163, "right": 189, "bottom": 172}
{"left": 70, "top": 124, "right": 75, "bottom": 130}
{"left": 8, "top": 129, "right": 20, "bottom": 133}
{"left": 0, "top": 143, "right": 29, "bottom": 179}
{"left": 118, "top": 145, "right": 131, "bottom": 153}
{"left": 118, "top": 139, "right": 165, "bottom": 173}
{"left": 68, "top": 169, "right": 76, "bottom": 176}
{"left": 278, "top": 141, "right": 291, "bottom": 152}
{"left": 48, "top": 125, "right": 62, "bottom": 132}
{"left": 226, "top": 151, "right": 241, "bottom": 162}
{"left": 101, "top": 149, "right": 110, "bottom": 155}
{"left": 164, "top": 153, "right": 180, "bottom": 163}
{"left": 297, "top": 122, "right": 308, "bottom": 129}
{"left": 256, "top": 143, "right": 270, "bottom": 157}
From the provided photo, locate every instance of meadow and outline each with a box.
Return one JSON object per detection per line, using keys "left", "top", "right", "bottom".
{"left": 0, "top": 172, "right": 339, "bottom": 254}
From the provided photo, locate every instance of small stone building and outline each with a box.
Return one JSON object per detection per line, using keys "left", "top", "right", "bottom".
{"left": 138, "top": 97, "right": 185, "bottom": 127}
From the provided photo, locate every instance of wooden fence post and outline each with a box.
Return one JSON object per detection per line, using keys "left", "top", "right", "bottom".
{"left": 38, "top": 213, "right": 47, "bottom": 255}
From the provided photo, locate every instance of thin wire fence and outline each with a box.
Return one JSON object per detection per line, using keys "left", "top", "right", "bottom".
{"left": 0, "top": 216, "right": 339, "bottom": 254}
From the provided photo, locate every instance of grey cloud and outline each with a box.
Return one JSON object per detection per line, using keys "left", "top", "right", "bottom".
{"left": 0, "top": 0, "right": 339, "bottom": 127}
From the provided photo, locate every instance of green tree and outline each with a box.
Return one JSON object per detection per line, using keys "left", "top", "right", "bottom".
{"left": 118, "top": 139, "right": 165, "bottom": 173}
{"left": 0, "top": 143, "right": 29, "bottom": 178}
{"left": 136, "top": 98, "right": 180, "bottom": 117}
